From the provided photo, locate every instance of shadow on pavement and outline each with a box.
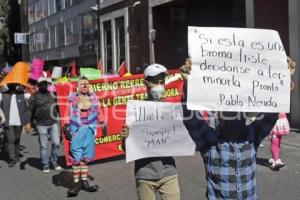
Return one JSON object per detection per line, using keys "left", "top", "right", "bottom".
{"left": 20, "top": 156, "right": 66, "bottom": 170}
{"left": 52, "top": 171, "right": 96, "bottom": 189}
{"left": 256, "top": 157, "right": 270, "bottom": 167}
{"left": 52, "top": 171, "right": 74, "bottom": 189}
{"left": 0, "top": 149, "right": 9, "bottom": 162}
{"left": 20, "top": 157, "right": 41, "bottom": 170}
{"left": 0, "top": 144, "right": 26, "bottom": 160}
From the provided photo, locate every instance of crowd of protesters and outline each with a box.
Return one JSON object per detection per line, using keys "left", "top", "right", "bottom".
{"left": 0, "top": 55, "right": 295, "bottom": 199}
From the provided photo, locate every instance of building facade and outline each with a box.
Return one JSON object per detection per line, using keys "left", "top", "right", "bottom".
{"left": 26, "top": 0, "right": 300, "bottom": 127}
{"left": 27, "top": 0, "right": 98, "bottom": 69}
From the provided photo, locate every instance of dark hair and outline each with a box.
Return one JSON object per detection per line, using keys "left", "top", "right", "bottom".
{"left": 28, "top": 78, "right": 38, "bottom": 86}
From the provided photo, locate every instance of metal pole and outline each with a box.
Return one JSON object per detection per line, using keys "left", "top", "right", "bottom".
{"left": 96, "top": 0, "right": 101, "bottom": 71}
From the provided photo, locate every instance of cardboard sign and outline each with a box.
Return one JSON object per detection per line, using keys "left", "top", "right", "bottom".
{"left": 125, "top": 100, "right": 195, "bottom": 163}
{"left": 188, "top": 27, "right": 290, "bottom": 113}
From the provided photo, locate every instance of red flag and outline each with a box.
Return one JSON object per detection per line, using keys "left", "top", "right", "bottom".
{"left": 117, "top": 61, "right": 127, "bottom": 76}
{"left": 71, "top": 60, "right": 76, "bottom": 77}
{"left": 97, "top": 58, "right": 104, "bottom": 73}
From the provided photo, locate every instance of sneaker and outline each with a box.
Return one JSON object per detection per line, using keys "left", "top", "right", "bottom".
{"left": 67, "top": 182, "right": 81, "bottom": 197}
{"left": 268, "top": 158, "right": 274, "bottom": 165}
{"left": 270, "top": 159, "right": 285, "bottom": 171}
{"left": 52, "top": 164, "right": 62, "bottom": 171}
{"left": 43, "top": 166, "right": 50, "bottom": 173}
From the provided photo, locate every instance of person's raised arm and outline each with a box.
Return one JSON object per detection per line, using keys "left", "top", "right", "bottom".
{"left": 179, "top": 59, "right": 219, "bottom": 153}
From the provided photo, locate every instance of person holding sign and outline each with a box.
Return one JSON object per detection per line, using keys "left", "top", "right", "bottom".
{"left": 63, "top": 76, "right": 107, "bottom": 197}
{"left": 121, "top": 64, "right": 181, "bottom": 200}
{"left": 180, "top": 59, "right": 280, "bottom": 200}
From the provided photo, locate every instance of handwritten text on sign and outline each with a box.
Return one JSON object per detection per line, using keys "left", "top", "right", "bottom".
{"left": 125, "top": 100, "right": 195, "bottom": 162}
{"left": 188, "top": 27, "right": 290, "bottom": 113}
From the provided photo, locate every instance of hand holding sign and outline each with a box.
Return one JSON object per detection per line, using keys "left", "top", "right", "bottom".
{"left": 125, "top": 100, "right": 195, "bottom": 162}
{"left": 180, "top": 59, "right": 192, "bottom": 80}
{"left": 120, "top": 124, "right": 129, "bottom": 139}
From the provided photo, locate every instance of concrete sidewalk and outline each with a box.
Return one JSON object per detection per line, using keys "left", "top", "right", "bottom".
{"left": 280, "top": 130, "right": 300, "bottom": 148}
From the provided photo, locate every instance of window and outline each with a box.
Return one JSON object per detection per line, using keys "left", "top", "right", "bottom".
{"left": 103, "top": 21, "right": 113, "bottom": 74}
{"left": 28, "top": 5, "right": 35, "bottom": 24}
{"left": 65, "top": 19, "right": 74, "bottom": 45}
{"left": 49, "top": 25, "right": 56, "bottom": 48}
{"left": 42, "top": 30, "right": 48, "bottom": 50}
{"left": 65, "top": 0, "right": 72, "bottom": 8}
{"left": 61, "top": 0, "right": 66, "bottom": 10}
{"left": 100, "top": 9, "right": 129, "bottom": 74}
{"left": 115, "top": 17, "right": 125, "bottom": 67}
{"left": 42, "top": 0, "right": 48, "bottom": 17}
{"left": 72, "top": 18, "right": 80, "bottom": 44}
{"left": 34, "top": 30, "right": 48, "bottom": 51}
{"left": 55, "top": 23, "right": 65, "bottom": 47}
{"left": 35, "top": 1, "right": 43, "bottom": 22}
{"left": 35, "top": 32, "right": 45, "bottom": 51}
{"left": 48, "top": 0, "right": 55, "bottom": 15}
{"left": 55, "top": 0, "right": 61, "bottom": 12}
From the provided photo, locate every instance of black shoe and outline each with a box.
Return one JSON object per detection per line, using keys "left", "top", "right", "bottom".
{"left": 8, "top": 160, "right": 16, "bottom": 168}
{"left": 81, "top": 180, "right": 99, "bottom": 192}
{"left": 67, "top": 182, "right": 81, "bottom": 197}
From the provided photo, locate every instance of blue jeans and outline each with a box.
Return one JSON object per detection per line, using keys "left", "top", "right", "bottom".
{"left": 36, "top": 123, "right": 60, "bottom": 167}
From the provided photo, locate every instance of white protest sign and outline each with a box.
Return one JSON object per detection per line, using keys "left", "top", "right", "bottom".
{"left": 188, "top": 27, "right": 290, "bottom": 113}
{"left": 125, "top": 100, "right": 195, "bottom": 163}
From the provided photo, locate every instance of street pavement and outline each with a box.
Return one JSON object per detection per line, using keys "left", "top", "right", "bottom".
{"left": 0, "top": 131, "right": 300, "bottom": 200}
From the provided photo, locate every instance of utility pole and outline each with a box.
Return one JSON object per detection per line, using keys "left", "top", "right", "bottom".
{"left": 20, "top": 0, "right": 29, "bottom": 62}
